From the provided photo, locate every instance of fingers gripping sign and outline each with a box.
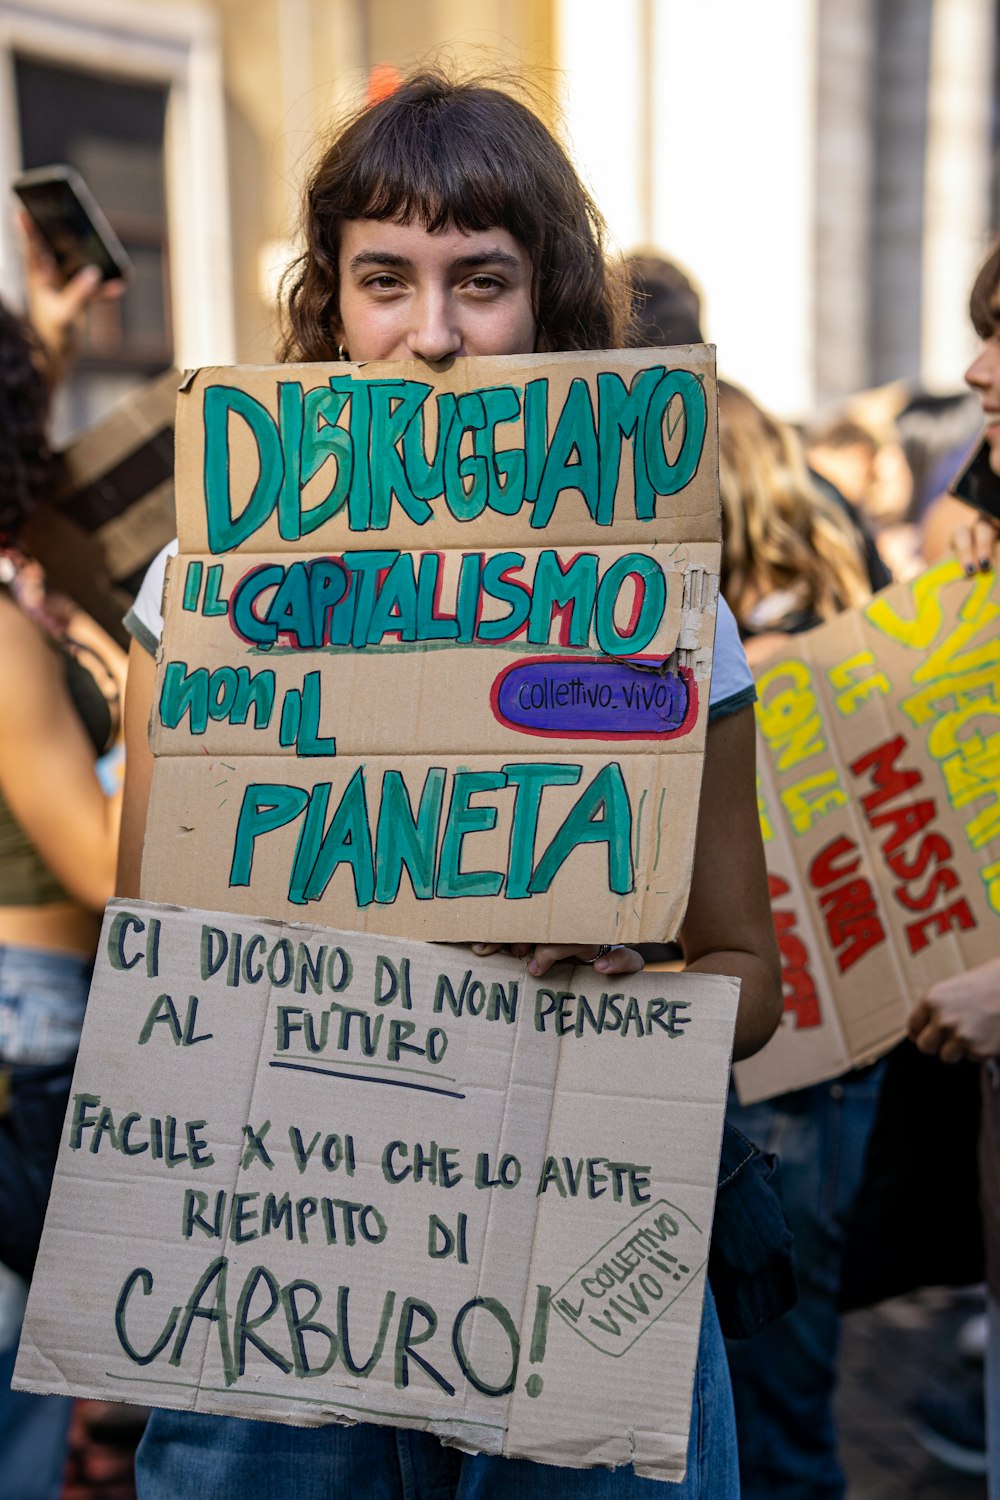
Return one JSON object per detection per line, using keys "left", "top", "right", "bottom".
{"left": 469, "top": 942, "right": 643, "bottom": 978}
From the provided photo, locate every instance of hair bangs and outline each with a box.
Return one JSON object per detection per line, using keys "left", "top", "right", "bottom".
{"left": 971, "top": 240, "right": 1000, "bottom": 339}
{"left": 330, "top": 89, "right": 544, "bottom": 248}
{"left": 280, "top": 70, "right": 630, "bottom": 361}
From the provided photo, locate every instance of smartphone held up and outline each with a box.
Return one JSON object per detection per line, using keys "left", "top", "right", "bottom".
{"left": 13, "top": 164, "right": 132, "bottom": 287}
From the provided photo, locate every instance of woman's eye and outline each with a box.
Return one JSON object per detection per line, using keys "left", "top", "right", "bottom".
{"left": 365, "top": 274, "right": 403, "bottom": 290}
{"left": 466, "top": 275, "right": 502, "bottom": 293}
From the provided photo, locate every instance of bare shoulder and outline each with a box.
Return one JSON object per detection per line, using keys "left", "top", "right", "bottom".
{"left": 0, "top": 590, "right": 61, "bottom": 695}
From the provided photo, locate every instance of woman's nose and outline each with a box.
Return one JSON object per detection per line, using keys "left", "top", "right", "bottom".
{"left": 407, "top": 290, "right": 462, "bottom": 362}
{"left": 966, "top": 344, "right": 996, "bottom": 391}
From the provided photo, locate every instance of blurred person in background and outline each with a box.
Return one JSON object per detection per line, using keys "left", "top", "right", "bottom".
{"left": 950, "top": 233, "right": 1000, "bottom": 575}
{"left": 626, "top": 253, "right": 704, "bottom": 347}
{"left": 627, "top": 254, "right": 890, "bottom": 602}
{"left": 808, "top": 385, "right": 983, "bottom": 581}
{"left": 718, "top": 381, "right": 874, "bottom": 661}
{"left": 717, "top": 379, "right": 885, "bottom": 1500}
{"left": 804, "top": 417, "right": 879, "bottom": 516}
{"left": 807, "top": 409, "right": 918, "bottom": 583}
{"left": 896, "top": 389, "right": 981, "bottom": 567}
{"left": 902, "top": 232, "right": 1000, "bottom": 1484}
{"left": 0, "top": 230, "right": 124, "bottom": 1500}
{"left": 897, "top": 390, "right": 981, "bottom": 526}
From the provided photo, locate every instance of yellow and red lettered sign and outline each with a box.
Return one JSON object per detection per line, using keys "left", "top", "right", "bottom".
{"left": 736, "top": 560, "right": 1000, "bottom": 1103}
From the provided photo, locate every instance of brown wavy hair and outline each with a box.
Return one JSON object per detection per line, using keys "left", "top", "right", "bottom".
{"left": 970, "top": 234, "right": 1000, "bottom": 338}
{"left": 719, "top": 381, "right": 870, "bottom": 627}
{"left": 0, "top": 302, "right": 53, "bottom": 539}
{"left": 278, "top": 71, "right": 630, "bottom": 361}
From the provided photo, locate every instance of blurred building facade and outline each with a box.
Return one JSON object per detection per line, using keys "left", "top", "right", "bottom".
{"left": 559, "top": 0, "right": 998, "bottom": 415}
{"left": 0, "top": 0, "right": 995, "bottom": 428}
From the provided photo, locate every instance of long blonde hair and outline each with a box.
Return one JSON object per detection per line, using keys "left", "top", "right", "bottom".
{"left": 719, "top": 380, "right": 871, "bottom": 628}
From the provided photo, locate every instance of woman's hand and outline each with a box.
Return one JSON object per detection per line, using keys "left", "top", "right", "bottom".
{"left": 469, "top": 942, "right": 644, "bottom": 978}
{"left": 907, "top": 958, "right": 1000, "bottom": 1063}
{"left": 20, "top": 213, "right": 124, "bottom": 385}
{"left": 952, "top": 511, "right": 1000, "bottom": 575}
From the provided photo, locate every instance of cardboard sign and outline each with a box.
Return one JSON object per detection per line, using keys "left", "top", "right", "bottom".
{"left": 15, "top": 900, "right": 739, "bottom": 1482}
{"left": 141, "top": 350, "right": 721, "bottom": 942}
{"left": 735, "top": 560, "right": 1000, "bottom": 1103}
{"left": 24, "top": 369, "right": 179, "bottom": 647}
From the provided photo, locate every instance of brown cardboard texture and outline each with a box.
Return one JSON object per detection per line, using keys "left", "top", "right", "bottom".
{"left": 735, "top": 561, "right": 1000, "bottom": 1104}
{"left": 14, "top": 900, "right": 741, "bottom": 1482}
{"left": 23, "top": 369, "right": 179, "bottom": 646}
{"left": 141, "top": 350, "right": 720, "bottom": 941}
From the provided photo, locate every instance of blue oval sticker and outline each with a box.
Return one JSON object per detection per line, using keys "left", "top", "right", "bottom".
{"left": 491, "top": 658, "right": 695, "bottom": 740}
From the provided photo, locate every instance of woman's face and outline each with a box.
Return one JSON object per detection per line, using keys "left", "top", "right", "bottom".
{"left": 966, "top": 298, "right": 1000, "bottom": 473}
{"left": 336, "top": 218, "right": 536, "bottom": 364}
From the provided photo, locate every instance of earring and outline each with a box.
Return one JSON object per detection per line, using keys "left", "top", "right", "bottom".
{"left": 338, "top": 343, "right": 348, "bottom": 362}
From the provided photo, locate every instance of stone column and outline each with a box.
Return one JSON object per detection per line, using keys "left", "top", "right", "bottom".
{"left": 813, "top": 0, "right": 877, "bottom": 406}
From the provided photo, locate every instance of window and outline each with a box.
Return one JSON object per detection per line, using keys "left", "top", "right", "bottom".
{"left": 0, "top": 5, "right": 233, "bottom": 438}
{"left": 16, "top": 56, "right": 173, "bottom": 381}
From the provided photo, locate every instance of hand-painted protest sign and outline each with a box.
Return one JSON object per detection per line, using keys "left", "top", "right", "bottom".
{"left": 140, "top": 350, "right": 720, "bottom": 942}
{"left": 15, "top": 901, "right": 740, "bottom": 1482}
{"left": 735, "top": 560, "right": 1000, "bottom": 1104}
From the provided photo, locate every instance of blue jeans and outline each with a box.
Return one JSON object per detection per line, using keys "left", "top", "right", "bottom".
{"left": 136, "top": 1287, "right": 737, "bottom": 1499}
{"left": 725, "top": 1067, "right": 883, "bottom": 1500}
{"left": 0, "top": 943, "right": 90, "bottom": 1063}
{"left": 0, "top": 1271, "right": 71, "bottom": 1500}
{"left": 0, "top": 945, "right": 92, "bottom": 1277}
{"left": 0, "top": 945, "right": 91, "bottom": 1500}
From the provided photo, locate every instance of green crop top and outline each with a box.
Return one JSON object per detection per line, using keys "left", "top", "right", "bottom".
{"left": 0, "top": 622, "right": 115, "bottom": 907}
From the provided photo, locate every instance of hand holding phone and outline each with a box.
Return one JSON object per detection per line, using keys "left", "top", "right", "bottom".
{"left": 12, "top": 165, "right": 128, "bottom": 381}
{"left": 13, "top": 165, "right": 132, "bottom": 286}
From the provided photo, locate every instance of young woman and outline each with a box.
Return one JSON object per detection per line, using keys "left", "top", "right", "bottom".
{"left": 118, "top": 72, "right": 781, "bottom": 1500}
{"left": 0, "top": 297, "right": 123, "bottom": 1498}
{"left": 717, "top": 380, "right": 873, "bottom": 663}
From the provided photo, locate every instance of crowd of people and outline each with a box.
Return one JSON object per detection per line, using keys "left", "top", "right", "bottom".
{"left": 0, "top": 66, "right": 998, "bottom": 1500}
